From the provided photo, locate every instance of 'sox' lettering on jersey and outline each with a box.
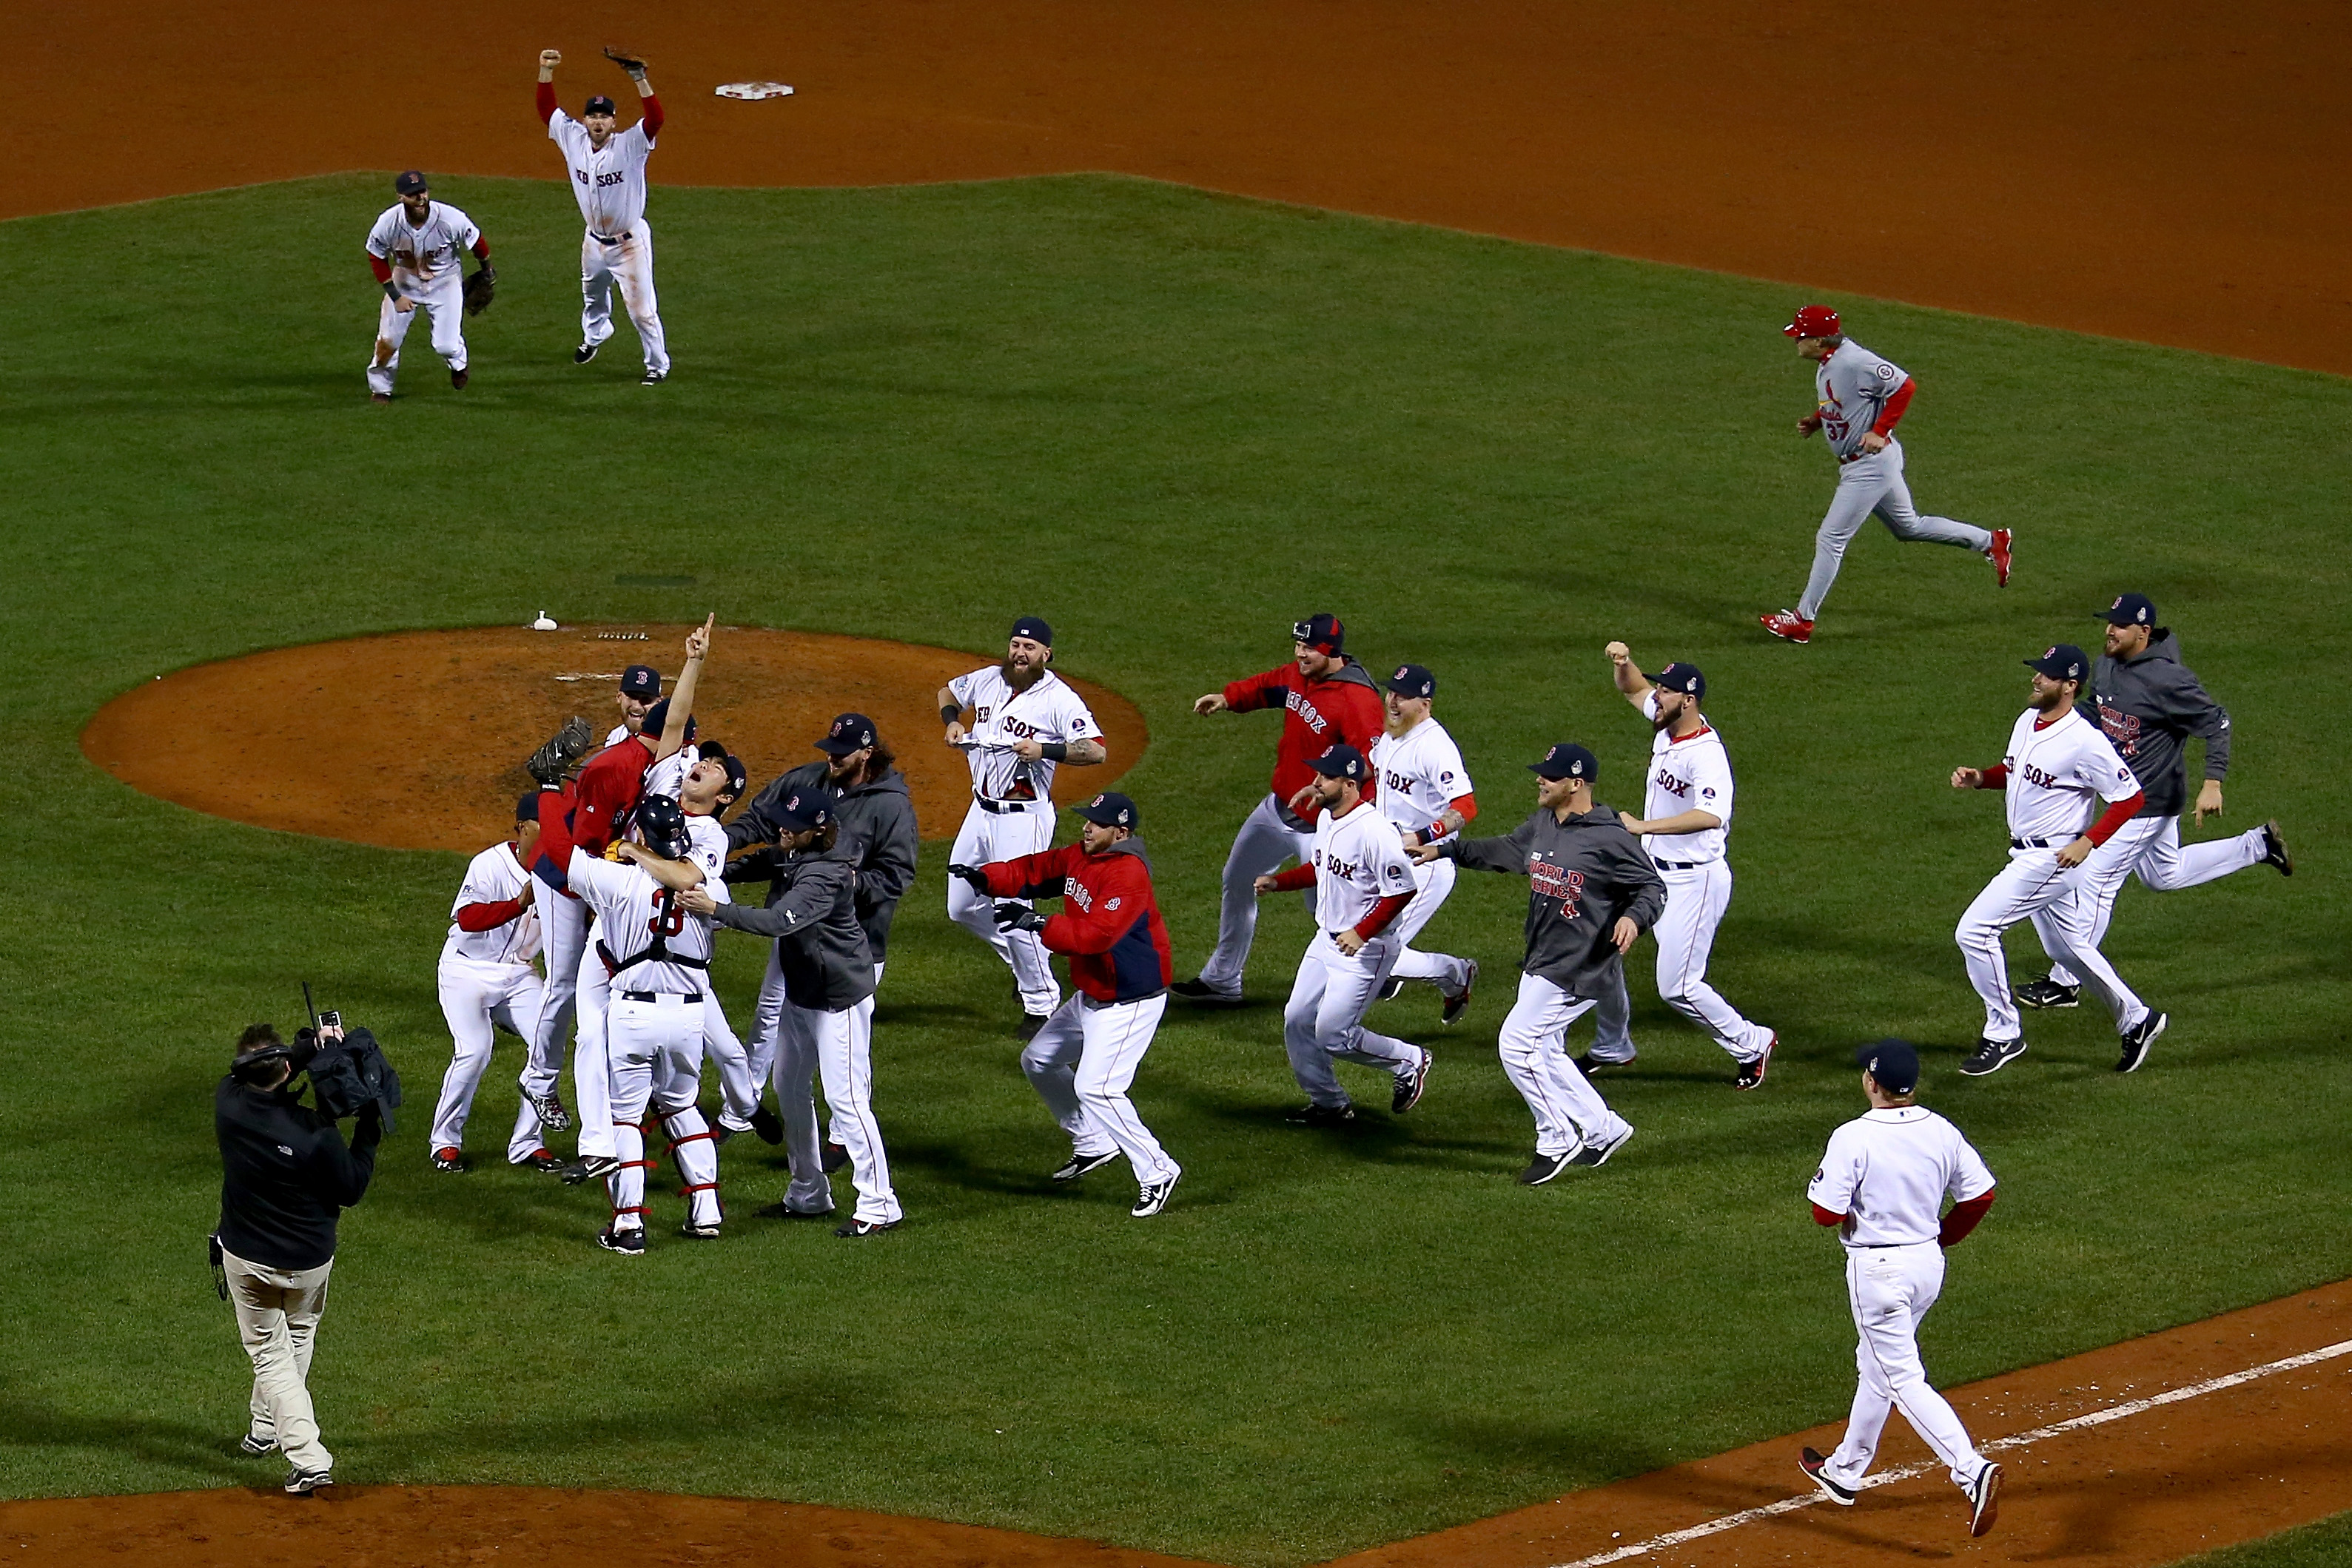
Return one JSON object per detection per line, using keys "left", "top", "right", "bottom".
{"left": 2017, "top": 758, "right": 2064, "bottom": 790}
{"left": 595, "top": 170, "right": 627, "bottom": 188}
{"left": 1652, "top": 766, "right": 1691, "bottom": 799}
{"left": 1285, "top": 689, "right": 1331, "bottom": 735}
{"left": 1527, "top": 858, "right": 1585, "bottom": 917}
{"left": 1315, "top": 847, "right": 1364, "bottom": 882}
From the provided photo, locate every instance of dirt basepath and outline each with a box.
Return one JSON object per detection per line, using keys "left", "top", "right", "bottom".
{"left": 21, "top": 4, "right": 2351, "bottom": 374}
{"left": 80, "top": 625, "right": 1146, "bottom": 852}
{"left": 5, "top": 1282, "right": 2346, "bottom": 1567}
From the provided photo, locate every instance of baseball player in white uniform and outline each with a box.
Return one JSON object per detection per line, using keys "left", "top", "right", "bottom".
{"left": 1802, "top": 1038, "right": 2003, "bottom": 1540}
{"left": 1950, "top": 645, "right": 2165, "bottom": 1076}
{"left": 428, "top": 795, "right": 558, "bottom": 1173}
{"left": 1368, "top": 664, "right": 1479, "bottom": 1021}
{"left": 537, "top": 50, "right": 670, "bottom": 383}
{"left": 936, "top": 617, "right": 1106, "bottom": 1036}
{"left": 563, "top": 796, "right": 727, "bottom": 1254}
{"left": 1604, "top": 647, "right": 1778, "bottom": 1088}
{"left": 1761, "top": 306, "right": 2010, "bottom": 644}
{"left": 363, "top": 172, "right": 491, "bottom": 403}
{"left": 1258, "top": 745, "right": 1433, "bottom": 1124}
{"left": 676, "top": 748, "right": 762, "bottom": 1154}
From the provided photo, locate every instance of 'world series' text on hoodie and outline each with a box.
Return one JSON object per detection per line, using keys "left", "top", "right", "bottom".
{"left": 2091, "top": 630, "right": 2231, "bottom": 819}
{"left": 1442, "top": 801, "right": 1667, "bottom": 999}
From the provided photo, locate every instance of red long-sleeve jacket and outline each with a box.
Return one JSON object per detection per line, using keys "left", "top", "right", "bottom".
{"left": 982, "top": 840, "right": 1172, "bottom": 1003}
{"left": 1222, "top": 659, "right": 1385, "bottom": 821}
{"left": 531, "top": 739, "right": 656, "bottom": 892}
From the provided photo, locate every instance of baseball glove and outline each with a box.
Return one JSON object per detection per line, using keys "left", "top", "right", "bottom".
{"left": 463, "top": 266, "right": 496, "bottom": 317}
{"left": 602, "top": 44, "right": 651, "bottom": 75}
{"left": 525, "top": 715, "right": 593, "bottom": 786}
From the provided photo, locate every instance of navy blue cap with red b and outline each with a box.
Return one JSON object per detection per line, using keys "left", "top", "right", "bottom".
{"left": 619, "top": 664, "right": 661, "bottom": 699}
{"left": 1009, "top": 616, "right": 1053, "bottom": 647}
{"left": 816, "top": 713, "right": 878, "bottom": 756}
{"left": 394, "top": 170, "right": 429, "bottom": 195}
{"left": 1386, "top": 663, "right": 1436, "bottom": 698}
{"left": 1857, "top": 1037, "right": 1921, "bottom": 1094}
{"left": 640, "top": 698, "right": 696, "bottom": 744}
{"left": 2025, "top": 644, "right": 2089, "bottom": 682}
{"left": 1306, "top": 744, "right": 1366, "bottom": 781}
{"left": 772, "top": 787, "right": 836, "bottom": 833}
{"left": 2097, "top": 593, "right": 2156, "bottom": 627}
{"left": 1529, "top": 743, "right": 1597, "bottom": 781}
{"left": 1073, "top": 791, "right": 1138, "bottom": 829}
{"left": 585, "top": 94, "right": 618, "bottom": 115}
{"left": 1647, "top": 662, "right": 1706, "bottom": 699}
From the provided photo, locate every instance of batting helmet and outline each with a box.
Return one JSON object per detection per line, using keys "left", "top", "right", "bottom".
{"left": 636, "top": 793, "right": 692, "bottom": 859}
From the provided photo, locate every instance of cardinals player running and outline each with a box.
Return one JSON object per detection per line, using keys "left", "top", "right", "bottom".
{"left": 961, "top": 792, "right": 1183, "bottom": 1217}
{"left": 428, "top": 795, "right": 558, "bottom": 1174}
{"left": 1761, "top": 306, "right": 2010, "bottom": 644}
{"left": 1178, "top": 614, "right": 1385, "bottom": 1003}
{"left": 1604, "top": 645, "right": 1777, "bottom": 1087}
{"left": 1368, "top": 664, "right": 1479, "bottom": 1020}
{"left": 938, "top": 617, "right": 1106, "bottom": 1037}
{"left": 537, "top": 50, "right": 671, "bottom": 383}
{"left": 363, "top": 171, "right": 491, "bottom": 402}
{"left": 1950, "top": 644, "right": 2165, "bottom": 1077}
{"left": 1258, "top": 745, "right": 1432, "bottom": 1125}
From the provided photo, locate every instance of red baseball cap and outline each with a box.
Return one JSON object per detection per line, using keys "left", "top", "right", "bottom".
{"left": 1783, "top": 305, "right": 1841, "bottom": 339}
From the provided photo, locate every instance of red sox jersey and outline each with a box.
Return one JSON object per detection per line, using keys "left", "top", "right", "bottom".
{"left": 442, "top": 842, "right": 542, "bottom": 966}
{"left": 949, "top": 666, "right": 1103, "bottom": 801}
{"left": 1307, "top": 800, "right": 1418, "bottom": 937}
{"left": 1814, "top": 340, "right": 1909, "bottom": 461}
{"left": 1996, "top": 707, "right": 2140, "bottom": 844}
{"left": 365, "top": 201, "right": 481, "bottom": 289}
{"left": 549, "top": 111, "right": 656, "bottom": 235}
{"left": 1371, "top": 718, "right": 1473, "bottom": 845}
{"left": 1808, "top": 1106, "right": 1994, "bottom": 1248}
{"left": 1640, "top": 692, "right": 1735, "bottom": 863}
{"left": 566, "top": 847, "right": 727, "bottom": 995}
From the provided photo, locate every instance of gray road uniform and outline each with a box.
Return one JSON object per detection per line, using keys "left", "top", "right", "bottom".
{"left": 1444, "top": 804, "right": 1666, "bottom": 1157}
{"left": 1794, "top": 341, "right": 1993, "bottom": 621}
{"left": 2046, "top": 630, "right": 2271, "bottom": 990}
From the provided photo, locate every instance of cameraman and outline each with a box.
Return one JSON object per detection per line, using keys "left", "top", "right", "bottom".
{"left": 215, "top": 1020, "right": 382, "bottom": 1495}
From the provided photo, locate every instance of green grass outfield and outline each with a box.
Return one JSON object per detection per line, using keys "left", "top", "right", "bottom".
{"left": 1, "top": 172, "right": 2346, "bottom": 1565}
{"left": 2177, "top": 1513, "right": 2352, "bottom": 1568}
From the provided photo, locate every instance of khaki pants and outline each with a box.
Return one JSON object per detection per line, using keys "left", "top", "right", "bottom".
{"left": 223, "top": 1247, "right": 335, "bottom": 1473}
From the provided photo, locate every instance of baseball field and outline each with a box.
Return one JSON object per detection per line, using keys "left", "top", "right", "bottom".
{"left": 7, "top": 9, "right": 2351, "bottom": 1568}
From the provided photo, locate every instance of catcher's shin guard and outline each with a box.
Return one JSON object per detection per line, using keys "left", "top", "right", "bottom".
{"left": 664, "top": 1105, "right": 722, "bottom": 1228}
{"left": 605, "top": 1122, "right": 655, "bottom": 1226}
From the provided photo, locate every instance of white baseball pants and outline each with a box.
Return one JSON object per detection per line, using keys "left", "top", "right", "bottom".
{"left": 602, "top": 994, "right": 703, "bottom": 1232}
{"left": 222, "top": 1247, "right": 335, "bottom": 1476}
{"left": 1819, "top": 1241, "right": 1993, "bottom": 1494}
{"left": 365, "top": 272, "right": 466, "bottom": 396}
{"left": 1796, "top": 439, "right": 1992, "bottom": 620}
{"left": 525, "top": 877, "right": 588, "bottom": 1117}
{"left": 1957, "top": 848, "right": 2148, "bottom": 1042}
{"left": 1651, "top": 861, "right": 1773, "bottom": 1062}
{"left": 784, "top": 996, "right": 898, "bottom": 1225}
{"left": 1386, "top": 855, "right": 1475, "bottom": 993}
{"left": 647, "top": 1032, "right": 722, "bottom": 1231}
{"left": 1200, "top": 793, "right": 1314, "bottom": 995}
{"left": 580, "top": 222, "right": 669, "bottom": 374}
{"left": 1498, "top": 972, "right": 1633, "bottom": 1155}
{"left": 948, "top": 799, "right": 1061, "bottom": 1016}
{"left": 2047, "top": 817, "right": 2265, "bottom": 989}
{"left": 742, "top": 954, "right": 887, "bottom": 1211}
{"left": 1022, "top": 992, "right": 1178, "bottom": 1185}
{"left": 1282, "top": 933, "right": 1422, "bottom": 1108}
{"left": 571, "top": 920, "right": 618, "bottom": 1160}
{"left": 429, "top": 955, "right": 549, "bottom": 1161}
{"left": 699, "top": 994, "right": 758, "bottom": 1131}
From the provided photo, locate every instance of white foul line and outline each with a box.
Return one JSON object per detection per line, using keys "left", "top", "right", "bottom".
{"left": 1545, "top": 1336, "right": 2352, "bottom": 1568}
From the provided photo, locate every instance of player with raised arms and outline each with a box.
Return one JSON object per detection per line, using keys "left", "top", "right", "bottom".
{"left": 537, "top": 47, "right": 671, "bottom": 383}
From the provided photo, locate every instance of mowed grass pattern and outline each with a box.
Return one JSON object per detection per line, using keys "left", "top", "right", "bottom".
{"left": 0, "top": 174, "right": 2345, "bottom": 1565}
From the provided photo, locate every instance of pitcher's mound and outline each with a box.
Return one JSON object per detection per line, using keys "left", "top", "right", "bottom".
{"left": 81, "top": 625, "right": 1147, "bottom": 853}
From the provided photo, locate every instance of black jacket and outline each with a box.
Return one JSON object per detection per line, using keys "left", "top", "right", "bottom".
{"left": 728, "top": 764, "right": 919, "bottom": 960}
{"left": 1444, "top": 801, "right": 1667, "bottom": 999}
{"left": 215, "top": 1077, "right": 381, "bottom": 1272}
{"left": 713, "top": 845, "right": 878, "bottom": 1012}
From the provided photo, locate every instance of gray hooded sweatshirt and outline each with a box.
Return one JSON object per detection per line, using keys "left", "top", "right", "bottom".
{"left": 2089, "top": 630, "right": 2231, "bottom": 819}
{"left": 710, "top": 844, "right": 876, "bottom": 1012}
{"left": 1442, "top": 801, "right": 1667, "bottom": 1000}
{"left": 727, "top": 762, "right": 919, "bottom": 960}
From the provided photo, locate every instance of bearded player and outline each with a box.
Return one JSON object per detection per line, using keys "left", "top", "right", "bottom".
{"left": 363, "top": 171, "right": 492, "bottom": 402}
{"left": 537, "top": 47, "right": 671, "bottom": 383}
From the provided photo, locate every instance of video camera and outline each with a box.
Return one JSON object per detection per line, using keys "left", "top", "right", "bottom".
{"left": 229, "top": 989, "right": 404, "bottom": 1131}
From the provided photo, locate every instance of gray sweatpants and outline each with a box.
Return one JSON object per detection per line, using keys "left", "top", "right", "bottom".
{"left": 1197, "top": 793, "right": 1314, "bottom": 995}
{"left": 1797, "top": 439, "right": 1990, "bottom": 620}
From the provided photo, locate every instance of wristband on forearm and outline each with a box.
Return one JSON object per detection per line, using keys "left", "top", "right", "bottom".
{"left": 940, "top": 704, "right": 961, "bottom": 725}
{"left": 383, "top": 281, "right": 402, "bottom": 302}
{"left": 1041, "top": 741, "right": 1068, "bottom": 762}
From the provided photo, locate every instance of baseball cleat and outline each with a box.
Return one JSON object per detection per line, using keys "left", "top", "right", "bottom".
{"left": 450, "top": 367, "right": 469, "bottom": 390}
{"left": 238, "top": 1433, "right": 280, "bottom": 1456}
{"left": 1959, "top": 1037, "right": 2029, "bottom": 1076}
{"left": 1573, "top": 1051, "right": 1633, "bottom": 1074}
{"left": 574, "top": 342, "right": 599, "bottom": 364}
{"left": 595, "top": 1224, "right": 646, "bottom": 1256}
{"left": 1798, "top": 1447, "right": 1855, "bottom": 1505}
{"left": 2016, "top": 976, "right": 2081, "bottom": 1009}
{"left": 1051, "top": 1148, "right": 1123, "bottom": 1183}
{"left": 1759, "top": 609, "right": 1815, "bottom": 644}
{"left": 369, "top": 391, "right": 392, "bottom": 404}
{"left": 834, "top": 1217, "right": 901, "bottom": 1238}
{"left": 710, "top": 1122, "right": 739, "bottom": 1146}
{"left": 283, "top": 1468, "right": 333, "bottom": 1495}
{"left": 1016, "top": 1012, "right": 1052, "bottom": 1041}
{"left": 1568, "top": 1125, "right": 1633, "bottom": 1167}
{"left": 1518, "top": 1151, "right": 1573, "bottom": 1185}
{"left": 2116, "top": 1011, "right": 2168, "bottom": 1074}
{"left": 518, "top": 1148, "right": 563, "bottom": 1174}
{"left": 430, "top": 1146, "right": 471, "bottom": 1173}
{"left": 560, "top": 1153, "right": 622, "bottom": 1185}
{"left": 1441, "top": 959, "right": 1479, "bottom": 1026}
{"left": 1172, "top": 978, "right": 1245, "bottom": 1006}
{"left": 755, "top": 1200, "right": 836, "bottom": 1220}
{"left": 1391, "top": 1049, "right": 1433, "bottom": 1114}
{"left": 1989, "top": 527, "right": 2014, "bottom": 588}
{"left": 677, "top": 1221, "right": 722, "bottom": 1241}
{"left": 1284, "top": 1102, "right": 1357, "bottom": 1127}
{"left": 1131, "top": 1171, "right": 1181, "bottom": 1218}
{"left": 1968, "top": 1462, "right": 2003, "bottom": 1537}
{"left": 748, "top": 1103, "right": 785, "bottom": 1145}
{"left": 822, "top": 1140, "right": 850, "bottom": 1173}
{"left": 2261, "top": 819, "right": 2293, "bottom": 875}
{"left": 1377, "top": 976, "right": 1405, "bottom": 1003}
{"left": 642, "top": 368, "right": 668, "bottom": 385}
{"left": 1734, "top": 1034, "right": 1775, "bottom": 1091}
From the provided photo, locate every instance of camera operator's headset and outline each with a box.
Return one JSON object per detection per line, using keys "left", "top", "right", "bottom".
{"left": 229, "top": 1031, "right": 319, "bottom": 1088}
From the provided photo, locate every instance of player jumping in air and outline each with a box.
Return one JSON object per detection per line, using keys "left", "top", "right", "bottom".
{"left": 537, "top": 47, "right": 671, "bottom": 383}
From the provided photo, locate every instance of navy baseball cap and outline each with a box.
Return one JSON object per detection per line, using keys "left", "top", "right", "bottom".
{"left": 1072, "top": 791, "right": 1139, "bottom": 829}
{"left": 585, "top": 94, "right": 619, "bottom": 115}
{"left": 771, "top": 786, "right": 836, "bottom": 833}
{"left": 1647, "top": 662, "right": 1706, "bottom": 699}
{"left": 515, "top": 793, "right": 541, "bottom": 823}
{"left": 2025, "top": 644, "right": 2090, "bottom": 682}
{"left": 1529, "top": 742, "right": 1598, "bottom": 781}
{"left": 619, "top": 664, "right": 661, "bottom": 699}
{"left": 1306, "top": 743, "right": 1368, "bottom": 781}
{"left": 2097, "top": 593, "right": 2157, "bottom": 627}
{"left": 816, "top": 713, "right": 878, "bottom": 756}
{"left": 1385, "top": 663, "right": 1436, "bottom": 699}
{"left": 1857, "top": 1037, "right": 1921, "bottom": 1094}
{"left": 640, "top": 698, "right": 696, "bottom": 743}
{"left": 1009, "top": 616, "right": 1053, "bottom": 647}
{"left": 394, "top": 170, "right": 429, "bottom": 195}
{"left": 1293, "top": 613, "right": 1345, "bottom": 654}
{"left": 716, "top": 752, "right": 748, "bottom": 802}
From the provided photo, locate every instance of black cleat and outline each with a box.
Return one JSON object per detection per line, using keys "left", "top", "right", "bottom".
{"left": 1573, "top": 1051, "right": 1633, "bottom": 1074}
{"left": 1131, "top": 1171, "right": 1180, "bottom": 1217}
{"left": 1016, "top": 1012, "right": 1051, "bottom": 1041}
{"left": 1391, "top": 1049, "right": 1432, "bottom": 1114}
{"left": 1798, "top": 1447, "right": 1855, "bottom": 1506}
{"left": 2015, "top": 976, "right": 2080, "bottom": 1010}
{"left": 518, "top": 1148, "right": 563, "bottom": 1174}
{"left": 430, "top": 1146, "right": 471, "bottom": 1173}
{"left": 1567, "top": 1125, "right": 1633, "bottom": 1166}
{"left": 1969, "top": 1462, "right": 2003, "bottom": 1537}
{"left": 283, "top": 1467, "right": 333, "bottom": 1495}
{"left": 748, "top": 1103, "right": 784, "bottom": 1145}
{"left": 2260, "top": 819, "right": 2293, "bottom": 876}
{"left": 560, "top": 1153, "right": 622, "bottom": 1185}
{"left": 821, "top": 1140, "right": 850, "bottom": 1173}
{"left": 2116, "top": 1011, "right": 2168, "bottom": 1074}
{"left": 1517, "top": 1151, "right": 1572, "bottom": 1186}
{"left": 1959, "top": 1037, "right": 2028, "bottom": 1077}
{"left": 755, "top": 1200, "right": 835, "bottom": 1220}
{"left": 1172, "top": 978, "right": 1244, "bottom": 1006}
{"left": 1376, "top": 976, "right": 1405, "bottom": 1003}
{"left": 677, "top": 1221, "right": 722, "bottom": 1241}
{"left": 1734, "top": 1033, "right": 1775, "bottom": 1091}
{"left": 1440, "top": 959, "right": 1478, "bottom": 1026}
{"left": 595, "top": 1224, "right": 646, "bottom": 1256}
{"left": 642, "top": 368, "right": 668, "bottom": 385}
{"left": 574, "top": 341, "right": 599, "bottom": 364}
{"left": 834, "top": 1217, "right": 901, "bottom": 1238}
{"left": 450, "top": 367, "right": 469, "bottom": 390}
{"left": 238, "top": 1433, "right": 280, "bottom": 1456}
{"left": 1051, "top": 1148, "right": 1122, "bottom": 1183}
{"left": 1283, "top": 1102, "right": 1356, "bottom": 1127}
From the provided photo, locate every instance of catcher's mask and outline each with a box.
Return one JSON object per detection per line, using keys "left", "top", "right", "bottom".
{"left": 636, "top": 793, "right": 693, "bottom": 860}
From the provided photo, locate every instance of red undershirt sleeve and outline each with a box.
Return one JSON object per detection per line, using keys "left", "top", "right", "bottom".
{"left": 537, "top": 81, "right": 558, "bottom": 124}
{"left": 369, "top": 255, "right": 392, "bottom": 283}
{"left": 2086, "top": 790, "right": 2144, "bottom": 847}
{"left": 457, "top": 898, "right": 524, "bottom": 932}
{"left": 641, "top": 95, "right": 664, "bottom": 138}
{"left": 1939, "top": 1190, "right": 1996, "bottom": 1247}
{"left": 1812, "top": 1203, "right": 1847, "bottom": 1227}
{"left": 1978, "top": 763, "right": 2009, "bottom": 789}
{"left": 1449, "top": 793, "right": 1478, "bottom": 824}
{"left": 1268, "top": 864, "right": 1317, "bottom": 893}
{"left": 1870, "top": 377, "right": 1916, "bottom": 436}
{"left": 472, "top": 235, "right": 491, "bottom": 260}
{"left": 1353, "top": 892, "right": 1412, "bottom": 940}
